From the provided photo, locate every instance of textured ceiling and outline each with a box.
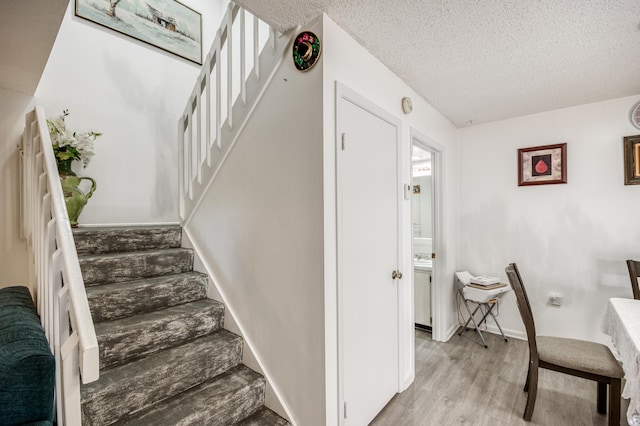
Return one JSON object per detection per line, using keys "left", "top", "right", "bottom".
{"left": 236, "top": 0, "right": 640, "bottom": 127}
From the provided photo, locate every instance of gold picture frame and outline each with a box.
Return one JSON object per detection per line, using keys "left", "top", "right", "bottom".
{"left": 624, "top": 135, "right": 640, "bottom": 185}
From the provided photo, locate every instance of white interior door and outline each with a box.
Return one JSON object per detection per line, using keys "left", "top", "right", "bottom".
{"left": 338, "top": 94, "right": 400, "bottom": 425}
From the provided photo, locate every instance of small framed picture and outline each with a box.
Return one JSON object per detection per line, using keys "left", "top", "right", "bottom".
{"left": 623, "top": 135, "right": 640, "bottom": 185}
{"left": 518, "top": 143, "right": 567, "bottom": 186}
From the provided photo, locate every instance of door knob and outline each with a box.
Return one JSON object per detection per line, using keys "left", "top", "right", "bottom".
{"left": 392, "top": 270, "right": 403, "bottom": 279}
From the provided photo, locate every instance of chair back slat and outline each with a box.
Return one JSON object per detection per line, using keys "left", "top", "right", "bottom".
{"left": 626, "top": 260, "right": 640, "bottom": 300}
{"left": 505, "top": 263, "right": 538, "bottom": 358}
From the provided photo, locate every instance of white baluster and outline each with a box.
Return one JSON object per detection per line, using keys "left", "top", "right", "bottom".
{"left": 253, "top": 15, "right": 260, "bottom": 78}
{"left": 270, "top": 27, "right": 276, "bottom": 50}
{"left": 226, "top": 6, "right": 233, "bottom": 128}
{"left": 215, "top": 35, "right": 222, "bottom": 148}
{"left": 178, "top": 116, "right": 185, "bottom": 219}
{"left": 196, "top": 80, "right": 202, "bottom": 184}
{"left": 45, "top": 223, "right": 56, "bottom": 354}
{"left": 41, "top": 192, "right": 51, "bottom": 339}
{"left": 204, "top": 55, "right": 212, "bottom": 166}
{"left": 187, "top": 114, "right": 193, "bottom": 200}
{"left": 60, "top": 328, "right": 81, "bottom": 425}
{"left": 240, "top": 9, "right": 246, "bottom": 104}
{"left": 51, "top": 250, "right": 63, "bottom": 424}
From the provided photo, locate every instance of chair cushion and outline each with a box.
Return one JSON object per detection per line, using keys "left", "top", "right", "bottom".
{"left": 537, "top": 335, "right": 623, "bottom": 378}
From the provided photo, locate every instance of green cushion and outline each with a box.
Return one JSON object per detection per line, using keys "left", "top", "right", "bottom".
{"left": 0, "top": 286, "right": 55, "bottom": 425}
{"left": 537, "top": 335, "right": 623, "bottom": 378}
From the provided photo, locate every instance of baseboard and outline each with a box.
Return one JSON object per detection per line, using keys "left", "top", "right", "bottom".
{"left": 455, "top": 323, "right": 526, "bottom": 341}
{"left": 400, "top": 369, "right": 415, "bottom": 392}
{"left": 443, "top": 322, "right": 460, "bottom": 342}
{"left": 485, "top": 324, "right": 526, "bottom": 341}
{"left": 415, "top": 323, "right": 432, "bottom": 332}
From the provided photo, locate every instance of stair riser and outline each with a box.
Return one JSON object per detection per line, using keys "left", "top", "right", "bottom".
{"left": 74, "top": 226, "right": 181, "bottom": 255}
{"left": 82, "top": 332, "right": 243, "bottom": 426}
{"left": 80, "top": 250, "right": 193, "bottom": 286}
{"left": 119, "top": 368, "right": 266, "bottom": 426}
{"left": 88, "top": 273, "right": 208, "bottom": 322}
{"left": 173, "top": 378, "right": 265, "bottom": 426}
{"left": 97, "top": 301, "right": 223, "bottom": 369}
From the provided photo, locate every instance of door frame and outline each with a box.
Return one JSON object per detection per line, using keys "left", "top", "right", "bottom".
{"left": 410, "top": 128, "right": 447, "bottom": 342}
{"left": 335, "top": 82, "right": 407, "bottom": 424}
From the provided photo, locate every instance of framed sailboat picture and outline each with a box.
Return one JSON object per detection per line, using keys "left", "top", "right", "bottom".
{"left": 76, "top": 0, "right": 202, "bottom": 64}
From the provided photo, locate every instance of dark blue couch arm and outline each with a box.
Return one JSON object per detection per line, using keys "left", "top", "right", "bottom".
{"left": 0, "top": 286, "right": 55, "bottom": 426}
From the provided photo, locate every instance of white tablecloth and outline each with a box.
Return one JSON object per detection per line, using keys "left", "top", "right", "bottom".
{"left": 601, "top": 298, "right": 640, "bottom": 425}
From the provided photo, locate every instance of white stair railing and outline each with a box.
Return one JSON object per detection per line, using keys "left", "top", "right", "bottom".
{"left": 179, "top": 2, "right": 294, "bottom": 222}
{"left": 20, "top": 106, "right": 100, "bottom": 425}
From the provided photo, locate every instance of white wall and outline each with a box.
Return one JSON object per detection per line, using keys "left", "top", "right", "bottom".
{"left": 34, "top": 0, "right": 227, "bottom": 225}
{"left": 186, "top": 18, "right": 326, "bottom": 426}
{"left": 0, "top": 88, "right": 36, "bottom": 288}
{"left": 458, "top": 94, "right": 640, "bottom": 343}
{"left": 412, "top": 175, "right": 432, "bottom": 239}
{"left": 321, "top": 14, "right": 459, "bottom": 425}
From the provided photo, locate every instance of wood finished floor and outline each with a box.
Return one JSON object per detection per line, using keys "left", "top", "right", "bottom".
{"left": 371, "top": 329, "right": 626, "bottom": 426}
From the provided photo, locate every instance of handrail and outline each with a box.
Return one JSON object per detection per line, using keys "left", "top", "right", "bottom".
{"left": 21, "top": 106, "right": 100, "bottom": 425}
{"left": 178, "top": 2, "right": 294, "bottom": 223}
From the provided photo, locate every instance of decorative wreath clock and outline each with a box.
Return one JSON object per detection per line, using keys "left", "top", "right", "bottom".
{"left": 293, "top": 31, "right": 321, "bottom": 72}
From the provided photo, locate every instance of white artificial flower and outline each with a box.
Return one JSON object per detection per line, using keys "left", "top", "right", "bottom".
{"left": 47, "top": 110, "right": 101, "bottom": 168}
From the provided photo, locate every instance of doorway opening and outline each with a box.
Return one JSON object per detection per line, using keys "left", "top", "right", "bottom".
{"left": 412, "top": 143, "right": 434, "bottom": 334}
{"left": 410, "top": 130, "right": 445, "bottom": 342}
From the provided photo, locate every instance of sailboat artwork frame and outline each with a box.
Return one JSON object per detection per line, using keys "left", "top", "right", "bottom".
{"left": 517, "top": 143, "right": 567, "bottom": 186}
{"left": 75, "top": 0, "right": 202, "bottom": 65}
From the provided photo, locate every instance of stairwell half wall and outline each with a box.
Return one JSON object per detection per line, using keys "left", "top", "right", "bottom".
{"left": 186, "top": 17, "right": 325, "bottom": 426}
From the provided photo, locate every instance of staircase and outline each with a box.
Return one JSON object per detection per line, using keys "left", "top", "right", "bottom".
{"left": 74, "top": 225, "right": 288, "bottom": 425}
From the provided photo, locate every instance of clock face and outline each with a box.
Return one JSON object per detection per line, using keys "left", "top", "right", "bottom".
{"left": 632, "top": 102, "right": 640, "bottom": 130}
{"left": 292, "top": 31, "right": 321, "bottom": 72}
